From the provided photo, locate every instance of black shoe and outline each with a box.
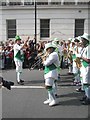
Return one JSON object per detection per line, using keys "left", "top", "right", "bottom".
{"left": 6, "top": 84, "right": 11, "bottom": 90}
{"left": 55, "top": 94, "right": 58, "bottom": 97}
{"left": 80, "top": 96, "right": 87, "bottom": 101}
{"left": 82, "top": 98, "right": 90, "bottom": 105}
{"left": 17, "top": 81, "right": 24, "bottom": 85}
{"left": 76, "top": 88, "right": 84, "bottom": 92}
{"left": 20, "top": 79, "right": 24, "bottom": 83}
{"left": 68, "top": 73, "right": 73, "bottom": 75}
{"left": 0, "top": 77, "right": 3, "bottom": 82}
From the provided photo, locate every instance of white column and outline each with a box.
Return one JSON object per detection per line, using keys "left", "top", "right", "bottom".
{"left": 6, "top": 0, "right": 9, "bottom": 5}
{"left": 48, "top": 0, "right": 51, "bottom": 4}
{"left": 75, "top": 0, "right": 79, "bottom": 5}
{"left": 21, "top": 0, "right": 24, "bottom": 6}
{"left": 6, "top": 0, "right": 9, "bottom": 2}
{"left": 34, "top": 0, "right": 35, "bottom": 5}
{"left": 61, "top": 0, "right": 64, "bottom": 5}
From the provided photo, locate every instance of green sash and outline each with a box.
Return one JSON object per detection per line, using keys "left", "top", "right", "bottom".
{"left": 72, "top": 54, "right": 76, "bottom": 59}
{"left": 82, "top": 60, "right": 89, "bottom": 68}
{"left": 15, "top": 50, "right": 24, "bottom": 62}
{"left": 44, "top": 63, "right": 57, "bottom": 74}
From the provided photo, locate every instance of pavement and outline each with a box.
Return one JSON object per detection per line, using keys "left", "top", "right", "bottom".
{"left": 0, "top": 68, "right": 90, "bottom": 119}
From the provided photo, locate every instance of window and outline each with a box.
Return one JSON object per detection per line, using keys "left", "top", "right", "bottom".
{"left": 1, "top": 2, "right": 7, "bottom": 6}
{"left": 24, "top": 0, "right": 34, "bottom": 5}
{"left": 7, "top": 20, "right": 16, "bottom": 38}
{"left": 75, "top": 19, "right": 84, "bottom": 37}
{"left": 37, "top": 2, "right": 48, "bottom": 5}
{"left": 40, "top": 19, "right": 50, "bottom": 38}
{"left": 78, "top": 2, "right": 88, "bottom": 5}
{"left": 50, "top": 2, "right": 61, "bottom": 5}
{"left": 24, "top": 2, "right": 34, "bottom": 5}
{"left": 63, "top": 2, "right": 75, "bottom": 5}
{"left": 0, "top": 0, "right": 7, "bottom": 6}
{"left": 8, "top": 0, "right": 22, "bottom": 6}
{"left": 8, "top": 2, "right": 22, "bottom": 5}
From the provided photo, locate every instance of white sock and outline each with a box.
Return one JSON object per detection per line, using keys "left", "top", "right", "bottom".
{"left": 69, "top": 66, "right": 72, "bottom": 73}
{"left": 85, "top": 87, "right": 90, "bottom": 99}
{"left": 53, "top": 82, "right": 57, "bottom": 95}
{"left": 48, "top": 89, "right": 56, "bottom": 102}
{"left": 17, "top": 72, "right": 21, "bottom": 82}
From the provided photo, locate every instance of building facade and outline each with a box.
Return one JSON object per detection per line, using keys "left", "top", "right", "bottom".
{"left": 0, "top": 0, "right": 90, "bottom": 42}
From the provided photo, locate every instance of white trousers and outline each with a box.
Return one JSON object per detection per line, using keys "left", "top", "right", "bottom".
{"left": 82, "top": 66, "right": 90, "bottom": 84}
{"left": 14, "top": 60, "right": 23, "bottom": 82}
{"left": 45, "top": 77, "right": 55, "bottom": 86}
{"left": 14, "top": 60, "right": 23, "bottom": 73}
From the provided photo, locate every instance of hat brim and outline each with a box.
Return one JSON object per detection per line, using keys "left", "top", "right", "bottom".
{"left": 81, "top": 33, "right": 90, "bottom": 41}
{"left": 15, "top": 39, "right": 21, "bottom": 41}
{"left": 45, "top": 46, "right": 56, "bottom": 51}
{"left": 74, "top": 39, "right": 80, "bottom": 42}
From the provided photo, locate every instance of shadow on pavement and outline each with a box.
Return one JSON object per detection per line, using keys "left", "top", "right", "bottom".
{"left": 57, "top": 98, "right": 83, "bottom": 106}
{"left": 58, "top": 92, "right": 84, "bottom": 98}
{"left": 24, "top": 80, "right": 44, "bottom": 85}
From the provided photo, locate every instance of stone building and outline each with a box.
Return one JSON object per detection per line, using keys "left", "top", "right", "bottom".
{"left": 0, "top": 0, "right": 89, "bottom": 42}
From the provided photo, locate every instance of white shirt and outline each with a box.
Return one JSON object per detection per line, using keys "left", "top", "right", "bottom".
{"left": 44, "top": 51, "right": 59, "bottom": 80}
{"left": 82, "top": 45, "right": 90, "bottom": 59}
{"left": 14, "top": 43, "right": 22, "bottom": 61}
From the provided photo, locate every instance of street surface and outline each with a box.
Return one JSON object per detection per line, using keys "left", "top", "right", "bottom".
{"left": 0, "top": 68, "right": 89, "bottom": 119}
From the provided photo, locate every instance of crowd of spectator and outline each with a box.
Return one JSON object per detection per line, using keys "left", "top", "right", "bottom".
{"left": 0, "top": 38, "right": 47, "bottom": 70}
{"left": 0, "top": 38, "right": 68, "bottom": 70}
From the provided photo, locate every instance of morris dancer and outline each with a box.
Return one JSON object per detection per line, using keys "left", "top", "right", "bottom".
{"left": 14, "top": 35, "right": 29, "bottom": 85}
{"left": 67, "top": 38, "right": 73, "bottom": 75}
{"left": 77, "top": 33, "right": 90, "bottom": 105}
{"left": 43, "top": 42, "right": 59, "bottom": 106}
{"left": 52, "top": 38, "right": 61, "bottom": 96}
